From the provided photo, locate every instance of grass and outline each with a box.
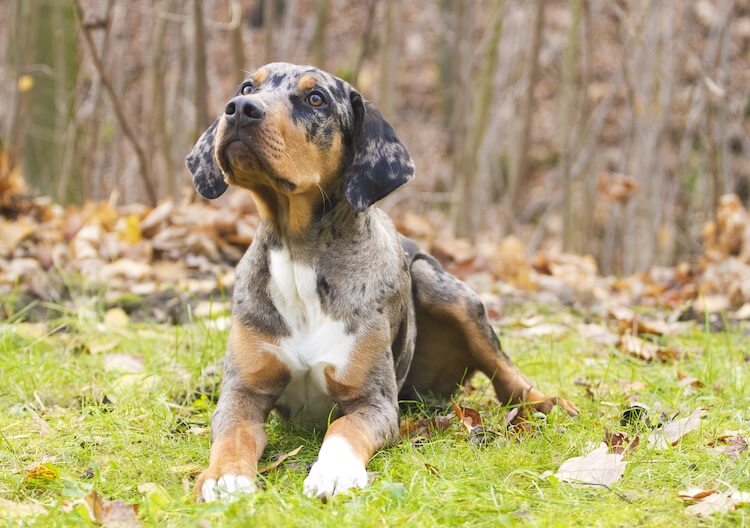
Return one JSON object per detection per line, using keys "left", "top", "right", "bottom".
{"left": 1, "top": 297, "right": 749, "bottom": 527}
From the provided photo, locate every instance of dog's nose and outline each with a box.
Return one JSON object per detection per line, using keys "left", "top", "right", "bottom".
{"left": 224, "top": 96, "right": 265, "bottom": 127}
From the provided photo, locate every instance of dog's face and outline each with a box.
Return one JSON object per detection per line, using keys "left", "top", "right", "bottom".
{"left": 186, "top": 62, "right": 414, "bottom": 215}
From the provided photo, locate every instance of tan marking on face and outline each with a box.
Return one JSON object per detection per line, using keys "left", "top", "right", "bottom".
{"left": 229, "top": 318, "right": 289, "bottom": 394}
{"left": 217, "top": 98, "right": 345, "bottom": 234}
{"left": 297, "top": 74, "right": 317, "bottom": 92}
{"left": 253, "top": 69, "right": 269, "bottom": 85}
{"left": 194, "top": 423, "right": 266, "bottom": 500}
{"left": 324, "top": 416, "right": 376, "bottom": 464}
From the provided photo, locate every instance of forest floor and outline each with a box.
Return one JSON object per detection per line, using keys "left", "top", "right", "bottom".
{"left": 1, "top": 289, "right": 749, "bottom": 527}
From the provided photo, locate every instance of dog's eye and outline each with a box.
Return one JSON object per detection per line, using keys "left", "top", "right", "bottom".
{"left": 240, "top": 83, "right": 254, "bottom": 95}
{"left": 306, "top": 91, "right": 325, "bottom": 107}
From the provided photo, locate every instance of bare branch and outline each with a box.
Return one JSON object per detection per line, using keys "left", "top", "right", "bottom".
{"left": 73, "top": 0, "right": 157, "bottom": 205}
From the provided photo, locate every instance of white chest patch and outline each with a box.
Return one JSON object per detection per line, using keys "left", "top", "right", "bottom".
{"left": 267, "top": 246, "right": 355, "bottom": 424}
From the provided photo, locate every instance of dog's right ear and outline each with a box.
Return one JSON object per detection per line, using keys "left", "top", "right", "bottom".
{"left": 186, "top": 119, "right": 228, "bottom": 199}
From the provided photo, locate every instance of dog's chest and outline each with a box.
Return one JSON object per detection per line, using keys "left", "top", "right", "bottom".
{"left": 267, "top": 246, "right": 355, "bottom": 423}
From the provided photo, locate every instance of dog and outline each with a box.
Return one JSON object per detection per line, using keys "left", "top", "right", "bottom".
{"left": 186, "top": 62, "right": 578, "bottom": 502}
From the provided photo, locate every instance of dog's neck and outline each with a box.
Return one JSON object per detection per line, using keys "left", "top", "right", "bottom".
{"left": 249, "top": 184, "right": 368, "bottom": 253}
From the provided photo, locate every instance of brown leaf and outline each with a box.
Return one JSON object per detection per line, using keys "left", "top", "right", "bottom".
{"left": 75, "top": 490, "right": 140, "bottom": 527}
{"left": 618, "top": 332, "right": 680, "bottom": 362}
{"left": 648, "top": 408, "right": 707, "bottom": 449}
{"left": 680, "top": 487, "right": 750, "bottom": 517}
{"left": 0, "top": 217, "right": 34, "bottom": 256}
{"left": 555, "top": 444, "right": 627, "bottom": 486}
{"left": 603, "top": 430, "right": 640, "bottom": 455}
{"left": 400, "top": 415, "right": 452, "bottom": 441}
{"left": 678, "top": 486, "right": 717, "bottom": 501}
{"left": 708, "top": 431, "right": 748, "bottom": 459}
{"left": 677, "top": 375, "right": 704, "bottom": 389}
{"left": 451, "top": 402, "right": 483, "bottom": 430}
{"left": 258, "top": 445, "right": 303, "bottom": 474}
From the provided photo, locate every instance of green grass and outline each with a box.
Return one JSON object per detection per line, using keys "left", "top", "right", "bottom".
{"left": 1, "top": 299, "right": 749, "bottom": 527}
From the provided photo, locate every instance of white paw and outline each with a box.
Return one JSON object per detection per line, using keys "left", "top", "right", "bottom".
{"left": 303, "top": 436, "right": 368, "bottom": 498}
{"left": 201, "top": 474, "right": 256, "bottom": 502}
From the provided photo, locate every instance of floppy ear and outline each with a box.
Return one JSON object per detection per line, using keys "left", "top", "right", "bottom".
{"left": 186, "top": 119, "right": 228, "bottom": 200}
{"left": 342, "top": 91, "right": 414, "bottom": 212}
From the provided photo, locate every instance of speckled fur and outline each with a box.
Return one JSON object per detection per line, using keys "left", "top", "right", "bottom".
{"left": 187, "top": 63, "right": 577, "bottom": 502}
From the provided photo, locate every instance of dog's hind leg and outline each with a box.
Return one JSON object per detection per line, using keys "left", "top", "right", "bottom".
{"left": 402, "top": 246, "right": 578, "bottom": 416}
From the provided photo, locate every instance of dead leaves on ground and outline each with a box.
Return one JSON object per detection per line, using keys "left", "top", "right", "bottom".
{"left": 71, "top": 490, "right": 140, "bottom": 527}
{"left": 647, "top": 408, "right": 707, "bottom": 449}
{"left": 1, "top": 490, "right": 140, "bottom": 525}
{"left": 679, "top": 486, "right": 750, "bottom": 517}
{"left": 400, "top": 402, "right": 547, "bottom": 446}
{"left": 555, "top": 443, "right": 627, "bottom": 486}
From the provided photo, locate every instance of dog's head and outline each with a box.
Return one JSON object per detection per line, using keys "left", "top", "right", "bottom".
{"left": 186, "top": 62, "right": 414, "bottom": 215}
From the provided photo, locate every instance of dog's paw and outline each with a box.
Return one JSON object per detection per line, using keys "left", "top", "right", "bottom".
{"left": 303, "top": 437, "right": 368, "bottom": 498}
{"left": 195, "top": 471, "right": 256, "bottom": 503}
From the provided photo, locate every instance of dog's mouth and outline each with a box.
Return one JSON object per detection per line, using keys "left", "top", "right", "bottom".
{"left": 217, "top": 136, "right": 297, "bottom": 193}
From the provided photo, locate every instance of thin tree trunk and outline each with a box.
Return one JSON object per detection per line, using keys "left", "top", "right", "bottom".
{"left": 378, "top": 0, "right": 399, "bottom": 118}
{"left": 311, "top": 0, "right": 330, "bottom": 68}
{"left": 508, "top": 0, "right": 545, "bottom": 217}
{"left": 264, "top": 0, "right": 276, "bottom": 62}
{"left": 151, "top": 0, "right": 174, "bottom": 198}
{"left": 229, "top": 0, "right": 246, "bottom": 84}
{"left": 351, "top": 0, "right": 377, "bottom": 86}
{"left": 561, "top": 0, "right": 582, "bottom": 252}
{"left": 73, "top": 0, "right": 157, "bottom": 205}
{"left": 192, "top": 0, "right": 209, "bottom": 139}
{"left": 452, "top": 0, "right": 504, "bottom": 237}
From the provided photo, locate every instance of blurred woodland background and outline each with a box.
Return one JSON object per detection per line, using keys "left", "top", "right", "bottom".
{"left": 1, "top": 0, "right": 749, "bottom": 274}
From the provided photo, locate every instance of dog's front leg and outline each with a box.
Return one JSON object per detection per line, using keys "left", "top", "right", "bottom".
{"left": 195, "top": 321, "right": 290, "bottom": 502}
{"left": 303, "top": 353, "right": 399, "bottom": 498}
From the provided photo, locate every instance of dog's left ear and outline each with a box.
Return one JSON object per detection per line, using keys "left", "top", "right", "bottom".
{"left": 342, "top": 91, "right": 414, "bottom": 212}
{"left": 186, "top": 119, "right": 228, "bottom": 200}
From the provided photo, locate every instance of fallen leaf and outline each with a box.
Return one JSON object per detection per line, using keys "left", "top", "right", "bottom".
{"left": 680, "top": 486, "right": 750, "bottom": 517}
{"left": 0, "top": 498, "right": 46, "bottom": 517}
{"left": 104, "top": 307, "right": 130, "bottom": 327}
{"left": 618, "top": 332, "right": 680, "bottom": 362}
{"left": 679, "top": 486, "right": 717, "bottom": 501}
{"left": 23, "top": 463, "right": 58, "bottom": 483}
{"left": 677, "top": 375, "right": 704, "bottom": 389}
{"left": 452, "top": 403, "right": 491, "bottom": 445}
{"left": 72, "top": 490, "right": 140, "bottom": 527}
{"left": 400, "top": 415, "right": 452, "bottom": 441}
{"left": 451, "top": 403, "right": 483, "bottom": 430}
{"left": 577, "top": 323, "right": 620, "bottom": 346}
{"left": 258, "top": 445, "right": 303, "bottom": 474}
{"left": 708, "top": 432, "right": 748, "bottom": 459}
{"left": 648, "top": 408, "right": 707, "bottom": 449}
{"left": 103, "top": 353, "right": 144, "bottom": 373}
{"left": 603, "top": 430, "right": 640, "bottom": 455}
{"left": 555, "top": 443, "right": 627, "bottom": 486}
{"left": 686, "top": 492, "right": 736, "bottom": 516}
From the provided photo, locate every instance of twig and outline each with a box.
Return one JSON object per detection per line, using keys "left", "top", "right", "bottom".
{"left": 73, "top": 0, "right": 157, "bottom": 205}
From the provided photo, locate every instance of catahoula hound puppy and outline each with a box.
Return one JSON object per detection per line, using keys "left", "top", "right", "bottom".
{"left": 186, "top": 62, "right": 578, "bottom": 502}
